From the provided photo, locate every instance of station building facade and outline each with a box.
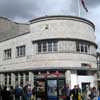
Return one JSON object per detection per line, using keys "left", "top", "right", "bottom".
{"left": 0, "top": 16, "right": 97, "bottom": 100}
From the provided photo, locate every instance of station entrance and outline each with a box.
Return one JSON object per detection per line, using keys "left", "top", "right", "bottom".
{"left": 35, "top": 71, "right": 66, "bottom": 100}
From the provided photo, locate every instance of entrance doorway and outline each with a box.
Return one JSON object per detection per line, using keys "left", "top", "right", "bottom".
{"left": 47, "top": 80, "right": 57, "bottom": 100}
{"left": 82, "top": 82, "right": 90, "bottom": 93}
{"left": 35, "top": 79, "right": 65, "bottom": 100}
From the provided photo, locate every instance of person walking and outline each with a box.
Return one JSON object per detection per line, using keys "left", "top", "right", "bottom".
{"left": 1, "top": 86, "right": 8, "bottom": 100}
{"left": 71, "top": 85, "right": 78, "bottom": 100}
{"left": 92, "top": 87, "right": 98, "bottom": 100}
{"left": 10, "top": 86, "right": 14, "bottom": 100}
{"left": 77, "top": 85, "right": 82, "bottom": 100}
{"left": 15, "top": 85, "right": 23, "bottom": 100}
{"left": 65, "top": 84, "right": 71, "bottom": 100}
{"left": 31, "top": 87, "right": 36, "bottom": 100}
{"left": 27, "top": 84, "right": 32, "bottom": 100}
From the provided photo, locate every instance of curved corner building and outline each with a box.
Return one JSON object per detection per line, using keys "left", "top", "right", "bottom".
{"left": 0, "top": 16, "right": 97, "bottom": 99}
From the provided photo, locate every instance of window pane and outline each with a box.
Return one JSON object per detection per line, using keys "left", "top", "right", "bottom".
{"left": 16, "top": 45, "right": 25, "bottom": 57}
{"left": 37, "top": 40, "right": 58, "bottom": 53}
{"left": 4, "top": 49, "right": 11, "bottom": 59}
{"left": 81, "top": 45, "right": 84, "bottom": 52}
{"left": 48, "top": 41, "right": 52, "bottom": 52}
{"left": 53, "top": 41, "right": 58, "bottom": 51}
{"left": 85, "top": 45, "right": 88, "bottom": 53}
{"left": 43, "top": 42, "right": 47, "bottom": 52}
{"left": 38, "top": 42, "right": 41, "bottom": 52}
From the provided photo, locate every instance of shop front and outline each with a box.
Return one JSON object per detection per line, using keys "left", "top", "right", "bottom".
{"left": 35, "top": 71, "right": 66, "bottom": 100}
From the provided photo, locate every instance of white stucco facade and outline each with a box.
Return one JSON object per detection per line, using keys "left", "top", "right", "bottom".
{"left": 0, "top": 16, "right": 97, "bottom": 90}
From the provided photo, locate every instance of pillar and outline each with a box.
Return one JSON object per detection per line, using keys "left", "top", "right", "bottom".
{"left": 18, "top": 73, "right": 21, "bottom": 86}
{"left": 0, "top": 74, "right": 1, "bottom": 86}
{"left": 1, "top": 74, "right": 5, "bottom": 86}
{"left": 29, "top": 72, "right": 34, "bottom": 88}
{"left": 65, "top": 70, "right": 71, "bottom": 88}
{"left": 7, "top": 74, "right": 10, "bottom": 87}
{"left": 94, "top": 72, "right": 97, "bottom": 88}
{"left": 11, "top": 73, "right": 15, "bottom": 88}
{"left": 70, "top": 70, "right": 78, "bottom": 89}
{"left": 23, "top": 73, "right": 26, "bottom": 87}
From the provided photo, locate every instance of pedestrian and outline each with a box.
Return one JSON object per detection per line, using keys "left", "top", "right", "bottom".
{"left": 86, "top": 86, "right": 91, "bottom": 100}
{"left": 65, "top": 84, "right": 71, "bottom": 100}
{"left": 27, "top": 84, "right": 32, "bottom": 100}
{"left": 31, "top": 87, "right": 36, "bottom": 100}
{"left": 77, "top": 85, "right": 82, "bottom": 100}
{"left": 10, "top": 86, "right": 14, "bottom": 100}
{"left": 23, "top": 85, "right": 28, "bottom": 100}
{"left": 71, "top": 85, "right": 78, "bottom": 100}
{"left": 1, "top": 86, "right": 7, "bottom": 100}
{"left": 92, "top": 87, "right": 98, "bottom": 100}
{"left": 6, "top": 86, "right": 11, "bottom": 100}
{"left": 15, "top": 85, "right": 23, "bottom": 100}
{"left": 0, "top": 86, "right": 2, "bottom": 100}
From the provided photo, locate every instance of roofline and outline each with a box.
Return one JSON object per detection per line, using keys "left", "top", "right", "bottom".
{"left": 0, "top": 16, "right": 29, "bottom": 25}
{"left": 0, "top": 31, "right": 30, "bottom": 43}
{"left": 29, "top": 15, "right": 95, "bottom": 31}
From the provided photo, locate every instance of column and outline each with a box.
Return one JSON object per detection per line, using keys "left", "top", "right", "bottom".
{"left": 18, "top": 73, "right": 21, "bottom": 86}
{"left": 7, "top": 74, "right": 10, "bottom": 87}
{"left": 11, "top": 73, "right": 15, "bottom": 88}
{"left": 0, "top": 74, "right": 1, "bottom": 86}
{"left": 23, "top": 73, "right": 26, "bottom": 87}
{"left": 1, "top": 73, "right": 5, "bottom": 86}
{"left": 65, "top": 70, "right": 71, "bottom": 88}
{"left": 29, "top": 72, "right": 34, "bottom": 88}
{"left": 71, "top": 70, "right": 78, "bottom": 89}
{"left": 94, "top": 72, "right": 97, "bottom": 88}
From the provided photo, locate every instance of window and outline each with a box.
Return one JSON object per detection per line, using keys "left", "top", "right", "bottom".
{"left": 76, "top": 42, "right": 90, "bottom": 54}
{"left": 81, "top": 63, "right": 91, "bottom": 68}
{"left": 16, "top": 45, "right": 25, "bottom": 57}
{"left": 37, "top": 40, "right": 58, "bottom": 53}
{"left": 4, "top": 49, "right": 11, "bottom": 59}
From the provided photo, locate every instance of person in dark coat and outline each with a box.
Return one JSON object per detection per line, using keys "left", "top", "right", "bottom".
{"left": 71, "top": 85, "right": 78, "bottom": 100}
{"left": 1, "top": 86, "right": 8, "bottom": 100}
{"left": 15, "top": 85, "right": 23, "bottom": 100}
{"left": 65, "top": 84, "right": 71, "bottom": 100}
{"left": 10, "top": 86, "right": 14, "bottom": 100}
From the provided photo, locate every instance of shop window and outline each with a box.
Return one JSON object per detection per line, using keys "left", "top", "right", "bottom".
{"left": 4, "top": 48, "right": 12, "bottom": 59}
{"left": 16, "top": 45, "right": 25, "bottom": 57}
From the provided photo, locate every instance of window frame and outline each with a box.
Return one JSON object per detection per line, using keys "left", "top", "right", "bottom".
{"left": 16, "top": 45, "right": 26, "bottom": 57}
{"left": 37, "top": 40, "right": 58, "bottom": 53}
{"left": 76, "top": 42, "right": 90, "bottom": 54}
{"left": 4, "top": 48, "right": 12, "bottom": 60}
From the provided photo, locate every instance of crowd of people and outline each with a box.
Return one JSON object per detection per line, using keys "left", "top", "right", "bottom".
{"left": 0, "top": 83, "right": 99, "bottom": 100}
{"left": 0, "top": 84, "right": 36, "bottom": 100}
{"left": 62, "top": 84, "right": 99, "bottom": 100}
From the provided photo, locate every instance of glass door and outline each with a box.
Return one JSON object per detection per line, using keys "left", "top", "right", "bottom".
{"left": 58, "top": 80, "right": 66, "bottom": 100}
{"left": 47, "top": 80, "right": 58, "bottom": 100}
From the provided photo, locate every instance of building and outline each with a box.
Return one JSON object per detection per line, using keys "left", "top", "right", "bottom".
{"left": 97, "top": 52, "right": 100, "bottom": 94}
{"left": 0, "top": 16, "right": 97, "bottom": 100}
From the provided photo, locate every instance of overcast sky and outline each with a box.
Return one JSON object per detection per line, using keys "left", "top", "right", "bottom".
{"left": 0, "top": 0, "right": 100, "bottom": 43}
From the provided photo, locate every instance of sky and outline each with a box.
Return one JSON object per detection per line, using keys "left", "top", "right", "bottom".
{"left": 0, "top": 0, "right": 100, "bottom": 44}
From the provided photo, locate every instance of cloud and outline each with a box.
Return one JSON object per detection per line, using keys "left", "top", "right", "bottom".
{"left": 0, "top": 0, "right": 99, "bottom": 42}
{"left": 87, "top": 0, "right": 100, "bottom": 7}
{"left": 0, "top": 0, "right": 99, "bottom": 19}
{"left": 86, "top": 6, "right": 100, "bottom": 43}
{"left": 0, "top": 0, "right": 38, "bottom": 19}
